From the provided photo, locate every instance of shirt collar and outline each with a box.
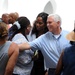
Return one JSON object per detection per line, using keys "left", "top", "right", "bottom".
{"left": 51, "top": 31, "right": 62, "bottom": 39}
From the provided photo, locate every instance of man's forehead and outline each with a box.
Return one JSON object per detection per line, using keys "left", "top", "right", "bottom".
{"left": 47, "top": 17, "right": 54, "bottom": 21}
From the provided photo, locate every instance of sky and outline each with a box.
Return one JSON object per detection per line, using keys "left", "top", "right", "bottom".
{"left": 0, "top": 0, "right": 75, "bottom": 31}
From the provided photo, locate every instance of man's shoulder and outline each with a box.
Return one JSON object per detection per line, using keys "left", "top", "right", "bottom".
{"left": 62, "top": 30, "right": 69, "bottom": 33}
{"left": 41, "top": 31, "right": 51, "bottom": 36}
{"left": 37, "top": 31, "right": 51, "bottom": 40}
{"left": 61, "top": 30, "right": 70, "bottom": 35}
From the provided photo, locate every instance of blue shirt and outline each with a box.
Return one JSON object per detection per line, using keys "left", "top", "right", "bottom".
{"left": 29, "top": 30, "right": 71, "bottom": 68}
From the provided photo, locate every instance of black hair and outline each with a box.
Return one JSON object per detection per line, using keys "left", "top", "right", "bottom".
{"left": 8, "top": 16, "right": 30, "bottom": 41}
{"left": 73, "top": 29, "right": 75, "bottom": 32}
{"left": 31, "top": 12, "right": 49, "bottom": 36}
{"left": 70, "top": 41, "right": 75, "bottom": 45}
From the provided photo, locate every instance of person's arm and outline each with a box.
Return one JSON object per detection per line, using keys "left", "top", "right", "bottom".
{"left": 12, "top": 34, "right": 31, "bottom": 51}
{"left": 55, "top": 51, "right": 64, "bottom": 75}
{"left": 4, "top": 42, "right": 19, "bottom": 75}
{"left": 18, "top": 42, "right": 31, "bottom": 51}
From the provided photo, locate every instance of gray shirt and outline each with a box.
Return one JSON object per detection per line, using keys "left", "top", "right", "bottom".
{"left": 0, "top": 41, "right": 11, "bottom": 75}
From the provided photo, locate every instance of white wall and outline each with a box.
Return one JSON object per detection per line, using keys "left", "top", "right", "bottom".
{"left": 55, "top": 0, "right": 75, "bottom": 31}
{"left": 8, "top": 0, "right": 50, "bottom": 24}
{"left": 0, "top": 0, "right": 8, "bottom": 16}
{"left": 0, "top": 0, "right": 75, "bottom": 31}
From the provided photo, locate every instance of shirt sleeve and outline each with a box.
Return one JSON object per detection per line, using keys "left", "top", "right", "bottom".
{"left": 28, "top": 35, "right": 43, "bottom": 51}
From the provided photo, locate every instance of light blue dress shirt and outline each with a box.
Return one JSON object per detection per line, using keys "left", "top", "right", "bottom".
{"left": 29, "top": 30, "right": 71, "bottom": 68}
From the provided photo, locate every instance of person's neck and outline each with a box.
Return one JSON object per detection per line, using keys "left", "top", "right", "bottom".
{"left": 53, "top": 27, "right": 62, "bottom": 35}
{"left": 37, "top": 30, "right": 44, "bottom": 37}
{"left": 0, "top": 39, "right": 6, "bottom": 45}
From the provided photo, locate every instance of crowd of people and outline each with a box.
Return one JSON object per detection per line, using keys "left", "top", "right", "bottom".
{"left": 0, "top": 11, "right": 75, "bottom": 75}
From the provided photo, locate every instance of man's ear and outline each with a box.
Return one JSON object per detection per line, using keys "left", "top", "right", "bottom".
{"left": 57, "top": 21, "right": 60, "bottom": 27}
{"left": 57, "top": 21, "right": 60, "bottom": 24}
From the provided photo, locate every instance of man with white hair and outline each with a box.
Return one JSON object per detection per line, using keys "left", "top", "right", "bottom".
{"left": 18, "top": 14, "right": 70, "bottom": 75}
